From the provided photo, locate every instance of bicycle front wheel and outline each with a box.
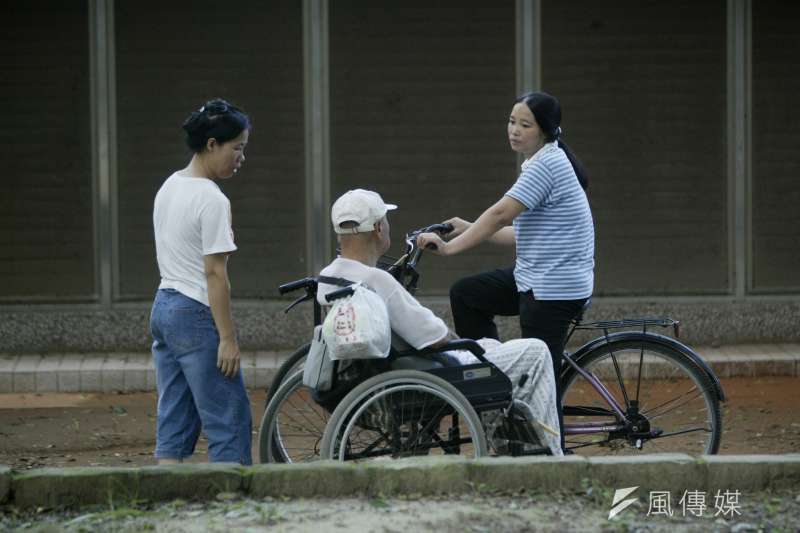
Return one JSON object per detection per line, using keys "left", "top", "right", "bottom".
{"left": 560, "top": 339, "right": 722, "bottom": 455}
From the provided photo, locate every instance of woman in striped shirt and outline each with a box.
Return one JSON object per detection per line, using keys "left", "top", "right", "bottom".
{"left": 417, "top": 92, "right": 595, "bottom": 449}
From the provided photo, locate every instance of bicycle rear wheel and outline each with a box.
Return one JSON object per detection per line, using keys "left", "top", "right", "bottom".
{"left": 560, "top": 339, "right": 722, "bottom": 455}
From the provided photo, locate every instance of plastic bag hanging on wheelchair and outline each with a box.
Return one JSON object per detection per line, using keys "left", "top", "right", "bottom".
{"left": 302, "top": 325, "right": 335, "bottom": 391}
{"left": 321, "top": 282, "right": 391, "bottom": 360}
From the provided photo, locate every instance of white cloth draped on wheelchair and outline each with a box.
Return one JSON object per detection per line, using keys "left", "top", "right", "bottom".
{"left": 447, "top": 337, "right": 563, "bottom": 456}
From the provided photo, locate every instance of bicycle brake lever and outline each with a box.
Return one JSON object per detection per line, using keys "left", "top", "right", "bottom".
{"left": 284, "top": 293, "right": 312, "bottom": 314}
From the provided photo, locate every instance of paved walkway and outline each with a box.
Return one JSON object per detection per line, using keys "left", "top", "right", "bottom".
{"left": 0, "top": 344, "right": 798, "bottom": 394}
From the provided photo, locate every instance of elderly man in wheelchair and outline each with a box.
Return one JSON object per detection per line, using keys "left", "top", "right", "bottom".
{"left": 284, "top": 189, "right": 562, "bottom": 462}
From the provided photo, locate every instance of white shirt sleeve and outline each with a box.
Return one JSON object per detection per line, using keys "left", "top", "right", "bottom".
{"left": 383, "top": 284, "right": 449, "bottom": 350}
{"left": 199, "top": 193, "right": 237, "bottom": 256}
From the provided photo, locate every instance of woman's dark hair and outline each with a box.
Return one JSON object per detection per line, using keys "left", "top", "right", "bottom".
{"left": 516, "top": 91, "right": 588, "bottom": 191}
{"left": 182, "top": 98, "right": 250, "bottom": 153}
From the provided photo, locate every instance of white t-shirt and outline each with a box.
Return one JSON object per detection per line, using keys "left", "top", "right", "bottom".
{"left": 317, "top": 257, "right": 449, "bottom": 350}
{"left": 153, "top": 173, "right": 237, "bottom": 306}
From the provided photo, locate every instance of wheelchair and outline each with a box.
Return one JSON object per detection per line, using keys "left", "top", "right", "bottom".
{"left": 261, "top": 322, "right": 551, "bottom": 462}
{"left": 258, "top": 224, "right": 724, "bottom": 463}
{"left": 259, "top": 224, "right": 549, "bottom": 463}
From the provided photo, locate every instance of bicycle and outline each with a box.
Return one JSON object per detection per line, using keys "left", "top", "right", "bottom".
{"left": 258, "top": 224, "right": 724, "bottom": 462}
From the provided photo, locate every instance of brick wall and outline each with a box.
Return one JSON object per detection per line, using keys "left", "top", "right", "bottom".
{"left": 1, "top": 1, "right": 798, "bottom": 307}
{"left": 0, "top": 2, "right": 94, "bottom": 301}
{"left": 330, "top": 0, "right": 517, "bottom": 295}
{"left": 751, "top": 0, "right": 800, "bottom": 292}
{"left": 114, "top": 0, "right": 305, "bottom": 300}
{"left": 542, "top": 0, "right": 728, "bottom": 296}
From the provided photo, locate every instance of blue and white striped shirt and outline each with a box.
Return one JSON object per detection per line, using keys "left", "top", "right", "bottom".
{"left": 505, "top": 142, "right": 595, "bottom": 300}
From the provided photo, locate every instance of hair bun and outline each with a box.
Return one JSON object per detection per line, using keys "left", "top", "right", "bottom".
{"left": 181, "top": 111, "right": 208, "bottom": 134}
{"left": 181, "top": 98, "right": 250, "bottom": 153}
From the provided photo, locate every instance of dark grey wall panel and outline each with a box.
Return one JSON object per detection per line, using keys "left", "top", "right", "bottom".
{"left": 115, "top": 0, "right": 304, "bottom": 300}
{"left": 0, "top": 2, "right": 94, "bottom": 302}
{"left": 330, "top": 0, "right": 517, "bottom": 295}
{"left": 751, "top": 0, "right": 800, "bottom": 292}
{"left": 542, "top": 0, "right": 728, "bottom": 296}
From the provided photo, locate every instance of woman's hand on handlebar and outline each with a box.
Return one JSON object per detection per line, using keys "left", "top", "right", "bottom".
{"left": 416, "top": 231, "right": 450, "bottom": 255}
{"left": 442, "top": 217, "right": 472, "bottom": 238}
{"left": 416, "top": 217, "right": 470, "bottom": 255}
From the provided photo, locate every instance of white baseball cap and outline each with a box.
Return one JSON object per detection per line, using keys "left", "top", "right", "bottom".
{"left": 331, "top": 189, "right": 398, "bottom": 234}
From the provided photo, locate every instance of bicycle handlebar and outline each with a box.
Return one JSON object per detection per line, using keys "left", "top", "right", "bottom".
{"left": 421, "top": 222, "right": 454, "bottom": 236}
{"left": 279, "top": 222, "right": 454, "bottom": 297}
{"left": 408, "top": 222, "right": 454, "bottom": 251}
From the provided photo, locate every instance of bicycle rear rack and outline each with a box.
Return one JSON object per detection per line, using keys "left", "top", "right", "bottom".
{"left": 575, "top": 317, "right": 680, "bottom": 338}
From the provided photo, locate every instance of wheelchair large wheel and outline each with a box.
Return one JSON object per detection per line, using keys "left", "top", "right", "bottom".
{"left": 265, "top": 343, "right": 310, "bottom": 407}
{"left": 257, "top": 370, "right": 329, "bottom": 463}
{"left": 560, "top": 339, "right": 722, "bottom": 455}
{"left": 320, "top": 370, "right": 487, "bottom": 461}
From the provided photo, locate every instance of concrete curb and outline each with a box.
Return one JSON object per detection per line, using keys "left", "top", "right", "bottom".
{"left": 0, "top": 465, "right": 10, "bottom": 504}
{"left": 10, "top": 464, "right": 245, "bottom": 509}
{"left": 3, "top": 455, "right": 800, "bottom": 509}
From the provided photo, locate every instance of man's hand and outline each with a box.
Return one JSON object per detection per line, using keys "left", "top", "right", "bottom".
{"left": 217, "top": 336, "right": 241, "bottom": 378}
{"left": 431, "top": 329, "right": 459, "bottom": 348}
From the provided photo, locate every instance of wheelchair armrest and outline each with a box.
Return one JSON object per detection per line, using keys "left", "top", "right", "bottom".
{"left": 397, "top": 339, "right": 488, "bottom": 364}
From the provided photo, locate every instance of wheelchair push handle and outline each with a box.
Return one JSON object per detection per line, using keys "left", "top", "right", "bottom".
{"left": 279, "top": 277, "right": 317, "bottom": 295}
{"left": 324, "top": 286, "right": 355, "bottom": 303}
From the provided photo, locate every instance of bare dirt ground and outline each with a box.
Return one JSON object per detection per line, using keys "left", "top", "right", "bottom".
{"left": 1, "top": 376, "right": 799, "bottom": 469}
{"left": 4, "top": 490, "right": 800, "bottom": 533}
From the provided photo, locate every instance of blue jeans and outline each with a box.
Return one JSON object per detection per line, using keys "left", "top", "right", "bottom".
{"left": 150, "top": 289, "right": 252, "bottom": 464}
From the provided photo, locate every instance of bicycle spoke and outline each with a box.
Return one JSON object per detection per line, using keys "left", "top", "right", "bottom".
{"left": 651, "top": 427, "right": 711, "bottom": 439}
{"left": 642, "top": 386, "right": 709, "bottom": 421}
{"left": 635, "top": 344, "right": 644, "bottom": 402}
{"left": 609, "top": 351, "right": 630, "bottom": 409}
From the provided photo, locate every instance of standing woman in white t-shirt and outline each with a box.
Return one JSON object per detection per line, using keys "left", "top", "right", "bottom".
{"left": 418, "top": 92, "right": 595, "bottom": 450}
{"left": 150, "top": 99, "right": 252, "bottom": 465}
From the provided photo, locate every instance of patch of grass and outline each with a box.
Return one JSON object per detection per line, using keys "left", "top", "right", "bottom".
{"left": 255, "top": 503, "right": 281, "bottom": 526}
{"left": 580, "top": 477, "right": 614, "bottom": 508}
{"left": 93, "top": 507, "right": 149, "bottom": 521}
{"left": 369, "top": 495, "right": 390, "bottom": 509}
{"left": 465, "top": 481, "right": 496, "bottom": 496}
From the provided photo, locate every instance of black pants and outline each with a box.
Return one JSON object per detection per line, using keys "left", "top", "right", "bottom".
{"left": 449, "top": 267, "right": 588, "bottom": 451}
